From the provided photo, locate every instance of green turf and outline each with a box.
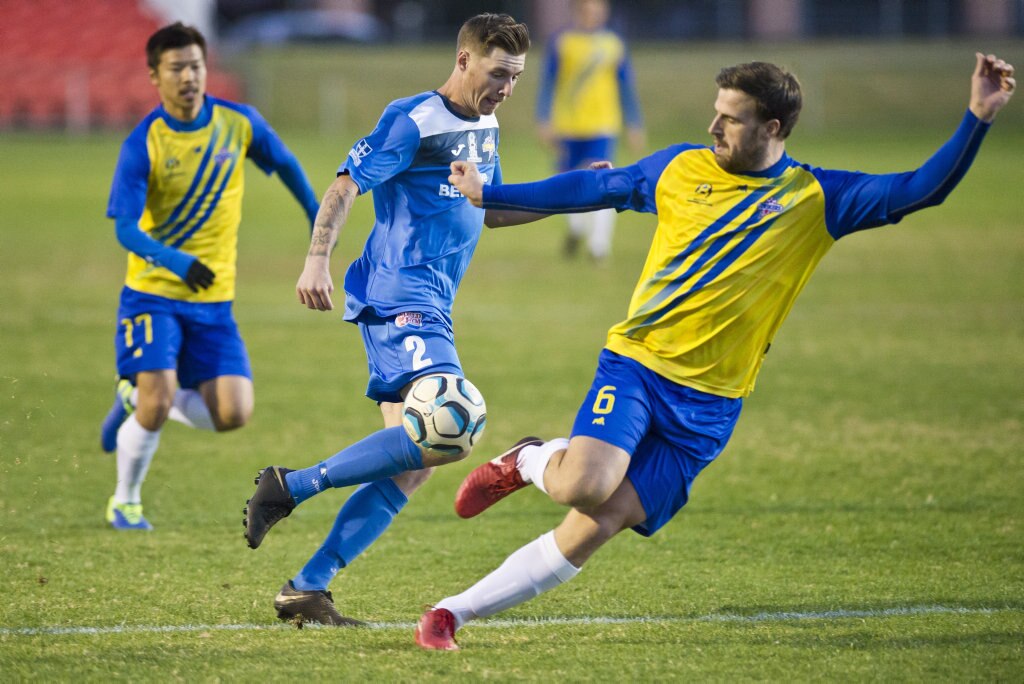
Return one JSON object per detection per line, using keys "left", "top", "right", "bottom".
{"left": 1, "top": 41, "right": 1022, "bottom": 680}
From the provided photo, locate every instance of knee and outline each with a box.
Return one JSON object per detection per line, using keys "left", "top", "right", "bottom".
{"left": 213, "top": 404, "right": 252, "bottom": 432}
{"left": 548, "top": 469, "right": 621, "bottom": 510}
{"left": 135, "top": 390, "right": 173, "bottom": 429}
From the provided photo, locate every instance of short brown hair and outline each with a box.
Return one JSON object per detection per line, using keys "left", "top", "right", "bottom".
{"left": 146, "top": 22, "right": 206, "bottom": 70}
{"left": 456, "top": 13, "right": 530, "bottom": 57}
{"left": 716, "top": 62, "right": 802, "bottom": 138}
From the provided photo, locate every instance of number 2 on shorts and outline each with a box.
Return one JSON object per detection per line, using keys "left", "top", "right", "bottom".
{"left": 404, "top": 335, "right": 434, "bottom": 371}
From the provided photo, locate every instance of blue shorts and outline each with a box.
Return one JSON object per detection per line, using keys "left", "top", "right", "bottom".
{"left": 355, "top": 309, "right": 463, "bottom": 403}
{"left": 114, "top": 287, "right": 252, "bottom": 390}
{"left": 571, "top": 349, "right": 742, "bottom": 536}
{"left": 558, "top": 137, "right": 616, "bottom": 172}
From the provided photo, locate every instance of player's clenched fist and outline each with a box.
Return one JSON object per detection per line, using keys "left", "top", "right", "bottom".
{"left": 449, "top": 161, "right": 485, "bottom": 207}
{"left": 296, "top": 257, "right": 334, "bottom": 311}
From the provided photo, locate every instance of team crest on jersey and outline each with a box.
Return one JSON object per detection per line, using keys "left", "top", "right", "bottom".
{"left": 466, "top": 132, "right": 483, "bottom": 162}
{"left": 395, "top": 312, "right": 423, "bottom": 328}
{"left": 349, "top": 139, "right": 373, "bottom": 167}
{"left": 758, "top": 198, "right": 784, "bottom": 219}
{"left": 214, "top": 148, "right": 236, "bottom": 167}
{"left": 482, "top": 133, "right": 495, "bottom": 160}
{"left": 688, "top": 183, "right": 713, "bottom": 205}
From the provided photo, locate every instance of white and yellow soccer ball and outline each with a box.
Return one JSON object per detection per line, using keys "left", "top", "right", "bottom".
{"left": 402, "top": 373, "right": 486, "bottom": 456}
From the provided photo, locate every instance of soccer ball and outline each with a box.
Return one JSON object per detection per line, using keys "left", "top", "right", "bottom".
{"left": 402, "top": 373, "right": 486, "bottom": 456}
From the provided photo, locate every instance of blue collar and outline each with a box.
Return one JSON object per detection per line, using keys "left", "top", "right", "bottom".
{"left": 739, "top": 152, "right": 794, "bottom": 178}
{"left": 159, "top": 97, "right": 213, "bottom": 132}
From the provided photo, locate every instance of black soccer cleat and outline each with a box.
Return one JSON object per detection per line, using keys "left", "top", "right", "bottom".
{"left": 243, "top": 466, "right": 296, "bottom": 549}
{"left": 274, "top": 581, "right": 365, "bottom": 628}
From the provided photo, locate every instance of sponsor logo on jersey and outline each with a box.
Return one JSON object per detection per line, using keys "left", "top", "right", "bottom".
{"left": 758, "top": 198, "right": 784, "bottom": 219}
{"left": 395, "top": 312, "right": 423, "bottom": 328}
{"left": 451, "top": 143, "right": 465, "bottom": 157}
{"left": 349, "top": 139, "right": 373, "bottom": 167}
{"left": 439, "top": 173, "right": 487, "bottom": 198}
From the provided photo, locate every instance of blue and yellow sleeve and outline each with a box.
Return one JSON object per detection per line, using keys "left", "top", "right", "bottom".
{"left": 230, "top": 103, "right": 320, "bottom": 226}
{"left": 616, "top": 50, "right": 643, "bottom": 128}
{"left": 482, "top": 143, "right": 696, "bottom": 214}
{"left": 815, "top": 110, "right": 991, "bottom": 239}
{"left": 106, "top": 125, "right": 151, "bottom": 220}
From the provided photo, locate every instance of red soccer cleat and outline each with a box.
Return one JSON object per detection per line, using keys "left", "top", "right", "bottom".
{"left": 454, "top": 437, "right": 543, "bottom": 518}
{"left": 415, "top": 607, "right": 460, "bottom": 651}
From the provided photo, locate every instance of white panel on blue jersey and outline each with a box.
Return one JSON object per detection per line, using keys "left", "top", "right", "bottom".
{"left": 407, "top": 94, "right": 499, "bottom": 138}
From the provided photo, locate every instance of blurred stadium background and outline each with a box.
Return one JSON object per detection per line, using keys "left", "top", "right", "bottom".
{"left": 1, "top": 2, "right": 1021, "bottom": 677}
{"left": 1, "top": 0, "right": 1021, "bottom": 133}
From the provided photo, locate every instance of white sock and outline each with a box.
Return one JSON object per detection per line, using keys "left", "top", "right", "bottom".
{"left": 567, "top": 213, "right": 589, "bottom": 238}
{"left": 168, "top": 389, "right": 215, "bottom": 431}
{"left": 114, "top": 414, "right": 161, "bottom": 504}
{"left": 436, "top": 531, "right": 580, "bottom": 629}
{"left": 588, "top": 208, "right": 615, "bottom": 259}
{"left": 516, "top": 438, "right": 568, "bottom": 494}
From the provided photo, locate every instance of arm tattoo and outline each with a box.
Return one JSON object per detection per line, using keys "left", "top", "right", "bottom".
{"left": 308, "top": 182, "right": 357, "bottom": 257}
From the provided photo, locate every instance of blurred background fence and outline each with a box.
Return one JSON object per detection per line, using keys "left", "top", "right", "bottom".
{"left": 0, "top": 0, "right": 1020, "bottom": 135}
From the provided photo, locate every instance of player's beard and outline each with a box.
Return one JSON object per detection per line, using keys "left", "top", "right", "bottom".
{"left": 713, "top": 137, "right": 770, "bottom": 174}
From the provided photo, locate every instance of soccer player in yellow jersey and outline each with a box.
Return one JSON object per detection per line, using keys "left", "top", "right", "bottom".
{"left": 100, "top": 23, "right": 319, "bottom": 530}
{"left": 536, "top": 0, "right": 645, "bottom": 261}
{"left": 413, "top": 53, "right": 1015, "bottom": 649}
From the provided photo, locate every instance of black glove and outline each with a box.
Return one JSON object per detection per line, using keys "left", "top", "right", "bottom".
{"left": 184, "top": 259, "right": 216, "bottom": 292}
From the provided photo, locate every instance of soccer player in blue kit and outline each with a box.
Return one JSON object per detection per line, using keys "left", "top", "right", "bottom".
{"left": 242, "top": 14, "right": 533, "bottom": 625}
{"left": 101, "top": 23, "right": 319, "bottom": 530}
{"left": 413, "top": 53, "right": 1016, "bottom": 649}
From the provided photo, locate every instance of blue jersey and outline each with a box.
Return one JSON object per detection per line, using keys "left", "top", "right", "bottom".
{"left": 339, "top": 91, "right": 502, "bottom": 323}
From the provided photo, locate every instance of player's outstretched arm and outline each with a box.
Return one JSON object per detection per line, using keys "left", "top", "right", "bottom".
{"left": 826, "top": 53, "right": 1015, "bottom": 238}
{"left": 296, "top": 174, "right": 359, "bottom": 311}
{"left": 453, "top": 160, "right": 624, "bottom": 228}
{"left": 969, "top": 52, "right": 1015, "bottom": 123}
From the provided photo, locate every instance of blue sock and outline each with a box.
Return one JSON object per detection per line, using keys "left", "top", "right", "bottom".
{"left": 285, "top": 426, "right": 422, "bottom": 505}
{"left": 291, "top": 479, "right": 408, "bottom": 591}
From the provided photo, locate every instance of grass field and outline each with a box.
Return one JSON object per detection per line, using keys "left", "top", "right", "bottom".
{"left": 1, "top": 41, "right": 1022, "bottom": 680}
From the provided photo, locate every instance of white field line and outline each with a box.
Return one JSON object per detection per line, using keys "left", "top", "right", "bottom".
{"left": 0, "top": 604, "right": 1014, "bottom": 637}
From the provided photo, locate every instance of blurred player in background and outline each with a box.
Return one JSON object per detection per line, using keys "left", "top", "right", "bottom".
{"left": 536, "top": 0, "right": 645, "bottom": 262}
{"left": 242, "top": 14, "right": 537, "bottom": 627}
{"left": 415, "top": 52, "right": 1016, "bottom": 650}
{"left": 101, "top": 23, "right": 320, "bottom": 530}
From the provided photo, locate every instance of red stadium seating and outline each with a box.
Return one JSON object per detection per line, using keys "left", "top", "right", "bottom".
{"left": 0, "top": 0, "right": 242, "bottom": 129}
